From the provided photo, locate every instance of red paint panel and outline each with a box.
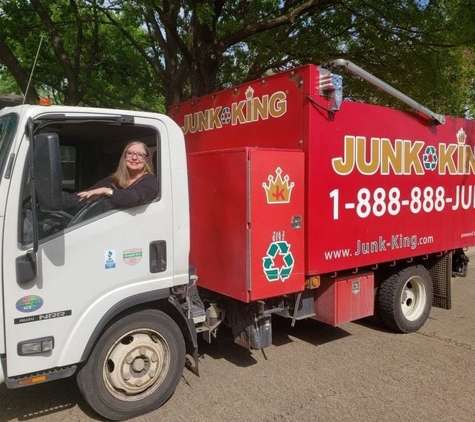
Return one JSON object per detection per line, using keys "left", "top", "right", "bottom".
{"left": 169, "top": 67, "right": 311, "bottom": 153}
{"left": 188, "top": 149, "right": 248, "bottom": 301}
{"left": 187, "top": 148, "right": 305, "bottom": 302}
{"left": 313, "top": 272, "right": 374, "bottom": 325}
{"left": 306, "top": 101, "right": 475, "bottom": 274}
{"left": 173, "top": 63, "right": 475, "bottom": 279}
{"left": 248, "top": 149, "right": 305, "bottom": 301}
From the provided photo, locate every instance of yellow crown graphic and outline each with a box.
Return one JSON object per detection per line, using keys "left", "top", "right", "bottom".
{"left": 245, "top": 86, "right": 254, "bottom": 99}
{"left": 457, "top": 128, "right": 467, "bottom": 144}
{"left": 262, "top": 167, "right": 295, "bottom": 204}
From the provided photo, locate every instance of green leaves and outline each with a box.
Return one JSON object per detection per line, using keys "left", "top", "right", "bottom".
{"left": 0, "top": 0, "right": 473, "bottom": 117}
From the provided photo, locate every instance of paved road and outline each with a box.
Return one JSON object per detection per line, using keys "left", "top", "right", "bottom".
{"left": 1, "top": 255, "right": 474, "bottom": 422}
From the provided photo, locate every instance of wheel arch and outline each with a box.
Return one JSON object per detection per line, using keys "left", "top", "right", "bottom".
{"left": 76, "top": 307, "right": 187, "bottom": 420}
{"left": 79, "top": 289, "right": 195, "bottom": 364}
{"left": 373, "top": 252, "right": 451, "bottom": 310}
{"left": 375, "top": 263, "right": 433, "bottom": 333}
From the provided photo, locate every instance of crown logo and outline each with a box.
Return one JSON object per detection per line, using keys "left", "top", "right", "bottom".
{"left": 245, "top": 86, "right": 254, "bottom": 99}
{"left": 262, "top": 167, "right": 295, "bottom": 204}
{"left": 457, "top": 128, "right": 467, "bottom": 144}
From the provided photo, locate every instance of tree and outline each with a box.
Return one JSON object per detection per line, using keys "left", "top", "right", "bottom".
{"left": 1, "top": 0, "right": 98, "bottom": 105}
{"left": 95, "top": 0, "right": 341, "bottom": 107}
{"left": 0, "top": 38, "right": 39, "bottom": 104}
{"left": 329, "top": 0, "right": 475, "bottom": 117}
{"left": 95, "top": 0, "right": 475, "bottom": 114}
{"left": 0, "top": 0, "right": 160, "bottom": 109}
{"left": 1, "top": 0, "right": 474, "bottom": 116}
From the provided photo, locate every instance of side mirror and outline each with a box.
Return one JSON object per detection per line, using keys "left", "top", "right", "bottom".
{"left": 34, "top": 133, "right": 62, "bottom": 212}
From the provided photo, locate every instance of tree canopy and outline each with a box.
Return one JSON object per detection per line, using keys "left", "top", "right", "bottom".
{"left": 0, "top": 0, "right": 474, "bottom": 116}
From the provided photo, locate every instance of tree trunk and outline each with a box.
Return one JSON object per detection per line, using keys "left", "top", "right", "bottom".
{"left": 0, "top": 37, "right": 40, "bottom": 105}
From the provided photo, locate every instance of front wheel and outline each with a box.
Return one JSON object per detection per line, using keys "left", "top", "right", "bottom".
{"left": 77, "top": 309, "right": 185, "bottom": 420}
{"left": 377, "top": 265, "right": 433, "bottom": 333}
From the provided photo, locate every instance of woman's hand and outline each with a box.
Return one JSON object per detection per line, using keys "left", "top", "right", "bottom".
{"left": 77, "top": 187, "right": 110, "bottom": 202}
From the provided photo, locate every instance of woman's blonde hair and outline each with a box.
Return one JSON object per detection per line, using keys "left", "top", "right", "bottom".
{"left": 111, "top": 141, "right": 154, "bottom": 188}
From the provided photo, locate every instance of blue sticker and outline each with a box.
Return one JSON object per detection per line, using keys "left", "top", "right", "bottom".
{"left": 105, "top": 249, "right": 116, "bottom": 269}
{"left": 16, "top": 296, "right": 44, "bottom": 313}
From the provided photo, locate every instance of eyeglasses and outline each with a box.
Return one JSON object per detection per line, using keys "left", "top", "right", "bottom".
{"left": 125, "top": 150, "right": 148, "bottom": 160}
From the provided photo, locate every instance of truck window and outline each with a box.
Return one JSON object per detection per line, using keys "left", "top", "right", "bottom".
{"left": 61, "top": 146, "right": 77, "bottom": 191}
{"left": 0, "top": 114, "right": 17, "bottom": 179}
{"left": 19, "top": 121, "right": 161, "bottom": 246}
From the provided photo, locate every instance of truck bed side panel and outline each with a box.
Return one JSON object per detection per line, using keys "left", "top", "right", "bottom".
{"left": 306, "top": 99, "right": 475, "bottom": 273}
{"left": 171, "top": 65, "right": 475, "bottom": 276}
{"left": 188, "top": 148, "right": 305, "bottom": 302}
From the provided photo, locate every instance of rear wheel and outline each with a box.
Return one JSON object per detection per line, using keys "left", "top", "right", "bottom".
{"left": 77, "top": 309, "right": 185, "bottom": 420}
{"left": 377, "top": 265, "right": 433, "bottom": 333}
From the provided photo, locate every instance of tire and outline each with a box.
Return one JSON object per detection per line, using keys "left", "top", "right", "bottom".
{"left": 77, "top": 309, "right": 185, "bottom": 421}
{"left": 377, "top": 265, "right": 433, "bottom": 333}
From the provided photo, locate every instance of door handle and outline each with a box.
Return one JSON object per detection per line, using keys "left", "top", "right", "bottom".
{"left": 149, "top": 240, "right": 167, "bottom": 273}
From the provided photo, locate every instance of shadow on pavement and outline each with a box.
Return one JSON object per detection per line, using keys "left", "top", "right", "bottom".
{"left": 198, "top": 315, "right": 352, "bottom": 369}
{"left": 0, "top": 377, "right": 100, "bottom": 422}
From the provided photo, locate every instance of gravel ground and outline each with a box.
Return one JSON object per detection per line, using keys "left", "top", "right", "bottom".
{"left": 1, "top": 252, "right": 474, "bottom": 422}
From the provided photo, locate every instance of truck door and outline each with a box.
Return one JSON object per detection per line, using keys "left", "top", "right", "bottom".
{"left": 0, "top": 113, "right": 19, "bottom": 360}
{"left": 2, "top": 113, "right": 179, "bottom": 380}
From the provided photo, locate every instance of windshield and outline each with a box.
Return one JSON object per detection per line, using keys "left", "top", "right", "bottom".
{"left": 0, "top": 113, "right": 18, "bottom": 178}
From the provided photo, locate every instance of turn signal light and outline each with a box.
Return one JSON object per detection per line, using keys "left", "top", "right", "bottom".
{"left": 39, "top": 97, "right": 51, "bottom": 106}
{"left": 306, "top": 276, "right": 321, "bottom": 289}
{"left": 18, "top": 375, "right": 47, "bottom": 386}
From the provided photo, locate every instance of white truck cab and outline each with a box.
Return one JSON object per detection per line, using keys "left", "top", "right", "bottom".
{"left": 0, "top": 105, "right": 192, "bottom": 419}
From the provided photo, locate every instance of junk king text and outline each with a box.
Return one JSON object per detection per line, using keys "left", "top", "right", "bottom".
{"left": 354, "top": 234, "right": 433, "bottom": 256}
{"left": 332, "top": 131, "right": 474, "bottom": 176}
{"left": 180, "top": 89, "right": 287, "bottom": 134}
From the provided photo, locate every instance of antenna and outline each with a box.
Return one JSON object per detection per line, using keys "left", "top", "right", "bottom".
{"left": 23, "top": 36, "right": 44, "bottom": 105}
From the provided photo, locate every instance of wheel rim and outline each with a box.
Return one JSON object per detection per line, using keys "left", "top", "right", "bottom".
{"left": 103, "top": 329, "right": 171, "bottom": 402}
{"left": 400, "top": 275, "right": 427, "bottom": 321}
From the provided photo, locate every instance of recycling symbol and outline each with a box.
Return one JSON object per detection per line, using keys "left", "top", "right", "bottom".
{"left": 262, "top": 241, "right": 294, "bottom": 282}
{"left": 220, "top": 107, "right": 231, "bottom": 125}
{"left": 423, "top": 145, "right": 438, "bottom": 171}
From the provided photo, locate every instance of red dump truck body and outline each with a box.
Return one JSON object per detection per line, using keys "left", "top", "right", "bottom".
{"left": 170, "top": 64, "right": 475, "bottom": 301}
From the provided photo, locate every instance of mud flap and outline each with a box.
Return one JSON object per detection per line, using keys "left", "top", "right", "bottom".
{"left": 167, "top": 296, "right": 200, "bottom": 376}
{"left": 185, "top": 349, "right": 200, "bottom": 377}
{"left": 427, "top": 253, "right": 452, "bottom": 310}
{"left": 452, "top": 249, "right": 469, "bottom": 277}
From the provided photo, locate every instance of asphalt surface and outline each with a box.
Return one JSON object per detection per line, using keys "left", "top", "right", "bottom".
{"left": 1, "top": 252, "right": 474, "bottom": 422}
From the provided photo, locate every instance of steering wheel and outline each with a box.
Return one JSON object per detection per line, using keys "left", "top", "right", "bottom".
{"left": 51, "top": 210, "right": 74, "bottom": 220}
{"left": 22, "top": 192, "right": 76, "bottom": 219}
{"left": 67, "top": 196, "right": 114, "bottom": 227}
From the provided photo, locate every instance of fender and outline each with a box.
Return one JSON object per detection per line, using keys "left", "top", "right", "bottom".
{"left": 80, "top": 288, "right": 177, "bottom": 362}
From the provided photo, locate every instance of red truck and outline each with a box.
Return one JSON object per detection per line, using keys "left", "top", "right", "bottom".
{"left": 0, "top": 60, "right": 473, "bottom": 420}
{"left": 169, "top": 59, "right": 474, "bottom": 337}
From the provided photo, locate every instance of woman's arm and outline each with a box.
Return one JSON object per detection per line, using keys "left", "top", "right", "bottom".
{"left": 108, "top": 174, "right": 158, "bottom": 208}
{"left": 77, "top": 177, "right": 113, "bottom": 202}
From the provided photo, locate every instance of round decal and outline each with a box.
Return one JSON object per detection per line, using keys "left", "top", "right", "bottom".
{"left": 16, "top": 295, "right": 44, "bottom": 313}
{"left": 423, "top": 145, "right": 438, "bottom": 171}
